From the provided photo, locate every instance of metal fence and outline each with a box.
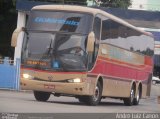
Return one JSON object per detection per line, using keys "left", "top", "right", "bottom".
{"left": 0, "top": 57, "right": 20, "bottom": 90}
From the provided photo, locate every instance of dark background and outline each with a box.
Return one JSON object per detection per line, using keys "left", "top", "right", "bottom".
{"left": 0, "top": 0, "right": 17, "bottom": 58}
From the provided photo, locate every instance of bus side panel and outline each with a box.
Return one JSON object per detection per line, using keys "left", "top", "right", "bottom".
{"left": 89, "top": 44, "right": 153, "bottom": 98}
{"left": 102, "top": 76, "right": 132, "bottom": 98}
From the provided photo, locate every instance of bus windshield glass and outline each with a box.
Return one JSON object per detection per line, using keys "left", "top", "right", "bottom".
{"left": 21, "top": 32, "right": 88, "bottom": 71}
{"left": 27, "top": 10, "right": 93, "bottom": 34}
{"left": 21, "top": 10, "right": 93, "bottom": 71}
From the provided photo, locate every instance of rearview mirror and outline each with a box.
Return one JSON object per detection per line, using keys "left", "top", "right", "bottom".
{"left": 87, "top": 31, "right": 95, "bottom": 52}
{"left": 11, "top": 27, "right": 24, "bottom": 47}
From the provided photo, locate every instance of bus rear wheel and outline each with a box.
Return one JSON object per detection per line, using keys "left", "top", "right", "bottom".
{"left": 33, "top": 91, "right": 51, "bottom": 102}
{"left": 80, "top": 82, "right": 102, "bottom": 106}
{"left": 133, "top": 87, "right": 141, "bottom": 105}
{"left": 123, "top": 85, "right": 135, "bottom": 106}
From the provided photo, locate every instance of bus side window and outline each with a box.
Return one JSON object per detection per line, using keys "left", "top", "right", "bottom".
{"left": 93, "top": 17, "right": 101, "bottom": 40}
{"left": 101, "top": 18, "right": 110, "bottom": 40}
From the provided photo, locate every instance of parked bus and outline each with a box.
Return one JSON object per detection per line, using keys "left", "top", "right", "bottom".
{"left": 12, "top": 5, "right": 154, "bottom": 106}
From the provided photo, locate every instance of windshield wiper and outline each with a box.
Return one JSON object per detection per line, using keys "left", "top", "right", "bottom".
{"left": 47, "top": 39, "right": 53, "bottom": 55}
{"left": 34, "top": 39, "right": 53, "bottom": 69}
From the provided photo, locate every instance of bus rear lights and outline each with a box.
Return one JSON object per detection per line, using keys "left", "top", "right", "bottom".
{"left": 68, "top": 78, "right": 82, "bottom": 83}
{"left": 22, "top": 73, "right": 34, "bottom": 79}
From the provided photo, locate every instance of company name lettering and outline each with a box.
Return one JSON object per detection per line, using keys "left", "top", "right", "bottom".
{"left": 34, "top": 17, "right": 79, "bottom": 26}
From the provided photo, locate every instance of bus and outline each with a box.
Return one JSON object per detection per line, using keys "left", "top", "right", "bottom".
{"left": 12, "top": 5, "right": 154, "bottom": 106}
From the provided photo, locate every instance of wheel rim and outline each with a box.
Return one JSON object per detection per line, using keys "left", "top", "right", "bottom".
{"left": 136, "top": 89, "right": 140, "bottom": 101}
{"left": 93, "top": 86, "right": 100, "bottom": 101}
{"left": 130, "top": 88, "right": 134, "bottom": 102}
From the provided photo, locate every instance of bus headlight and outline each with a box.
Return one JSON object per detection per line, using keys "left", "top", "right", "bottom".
{"left": 22, "top": 73, "right": 33, "bottom": 79}
{"left": 68, "top": 78, "right": 82, "bottom": 83}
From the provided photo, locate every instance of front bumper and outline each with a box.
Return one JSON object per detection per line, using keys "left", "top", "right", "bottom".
{"left": 20, "top": 78, "right": 93, "bottom": 96}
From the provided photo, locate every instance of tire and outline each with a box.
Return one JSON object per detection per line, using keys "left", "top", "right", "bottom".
{"left": 33, "top": 91, "right": 51, "bottom": 102}
{"left": 77, "top": 96, "right": 87, "bottom": 103}
{"left": 81, "top": 82, "right": 102, "bottom": 106}
{"left": 133, "top": 87, "right": 140, "bottom": 105}
{"left": 123, "top": 85, "right": 135, "bottom": 106}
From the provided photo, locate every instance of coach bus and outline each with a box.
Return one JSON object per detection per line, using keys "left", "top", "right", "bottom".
{"left": 11, "top": 5, "right": 154, "bottom": 106}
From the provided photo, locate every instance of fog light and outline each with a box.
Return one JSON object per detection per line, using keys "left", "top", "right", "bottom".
{"left": 68, "top": 78, "right": 82, "bottom": 83}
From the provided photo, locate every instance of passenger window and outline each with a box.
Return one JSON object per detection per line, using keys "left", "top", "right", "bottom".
{"left": 101, "top": 17, "right": 110, "bottom": 40}
{"left": 93, "top": 17, "right": 101, "bottom": 40}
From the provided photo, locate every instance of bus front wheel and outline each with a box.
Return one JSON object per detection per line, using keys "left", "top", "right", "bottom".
{"left": 33, "top": 91, "right": 51, "bottom": 102}
{"left": 80, "top": 82, "right": 102, "bottom": 106}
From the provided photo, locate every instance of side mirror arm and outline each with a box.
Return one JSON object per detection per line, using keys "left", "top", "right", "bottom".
{"left": 11, "top": 27, "right": 24, "bottom": 47}
{"left": 86, "top": 31, "right": 95, "bottom": 53}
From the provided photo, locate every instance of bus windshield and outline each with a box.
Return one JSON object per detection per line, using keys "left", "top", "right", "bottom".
{"left": 22, "top": 32, "right": 88, "bottom": 71}
{"left": 21, "top": 11, "right": 93, "bottom": 71}
{"left": 27, "top": 10, "right": 93, "bottom": 34}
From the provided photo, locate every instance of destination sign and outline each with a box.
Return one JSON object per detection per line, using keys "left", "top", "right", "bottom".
{"left": 26, "top": 60, "right": 48, "bottom": 66}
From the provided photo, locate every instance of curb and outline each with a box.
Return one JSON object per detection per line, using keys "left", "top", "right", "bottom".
{"left": 0, "top": 89, "right": 32, "bottom": 93}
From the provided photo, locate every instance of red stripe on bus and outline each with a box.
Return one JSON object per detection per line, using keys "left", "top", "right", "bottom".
{"left": 98, "top": 56, "right": 153, "bottom": 68}
{"left": 21, "top": 67, "right": 86, "bottom": 74}
{"left": 90, "top": 59, "right": 152, "bottom": 81}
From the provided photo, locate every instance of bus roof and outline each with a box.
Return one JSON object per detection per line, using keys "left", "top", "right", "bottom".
{"left": 32, "top": 5, "right": 100, "bottom": 15}
{"left": 32, "top": 5, "right": 153, "bottom": 37}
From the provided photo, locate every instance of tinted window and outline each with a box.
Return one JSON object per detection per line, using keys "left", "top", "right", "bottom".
{"left": 101, "top": 19, "right": 109, "bottom": 40}
{"left": 101, "top": 19, "right": 119, "bottom": 40}
{"left": 27, "top": 11, "right": 93, "bottom": 34}
{"left": 21, "top": 32, "right": 88, "bottom": 71}
{"left": 101, "top": 18, "right": 154, "bottom": 56}
{"left": 93, "top": 17, "right": 101, "bottom": 40}
{"left": 126, "top": 27, "right": 154, "bottom": 56}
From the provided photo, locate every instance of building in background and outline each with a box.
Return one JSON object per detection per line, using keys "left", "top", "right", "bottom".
{"left": 129, "top": 0, "right": 160, "bottom": 11}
